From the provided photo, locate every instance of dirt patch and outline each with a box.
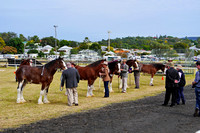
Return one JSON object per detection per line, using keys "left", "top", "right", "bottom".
{"left": 2, "top": 85, "right": 200, "bottom": 133}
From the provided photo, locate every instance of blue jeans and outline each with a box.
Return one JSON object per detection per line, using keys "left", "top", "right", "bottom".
{"left": 177, "top": 87, "right": 185, "bottom": 104}
{"left": 104, "top": 81, "right": 109, "bottom": 97}
{"left": 195, "top": 87, "right": 200, "bottom": 110}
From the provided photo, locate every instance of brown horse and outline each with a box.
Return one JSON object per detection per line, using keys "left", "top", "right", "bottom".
{"left": 107, "top": 60, "right": 121, "bottom": 92}
{"left": 129, "top": 60, "right": 166, "bottom": 86}
{"left": 19, "top": 59, "right": 31, "bottom": 67}
{"left": 71, "top": 60, "right": 107, "bottom": 97}
{"left": 16, "top": 57, "right": 67, "bottom": 104}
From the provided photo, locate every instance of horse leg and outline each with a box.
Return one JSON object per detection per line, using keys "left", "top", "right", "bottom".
{"left": 16, "top": 80, "right": 24, "bottom": 103}
{"left": 86, "top": 85, "right": 92, "bottom": 97}
{"left": 119, "top": 78, "right": 122, "bottom": 89}
{"left": 20, "top": 80, "right": 27, "bottom": 103}
{"left": 150, "top": 74, "right": 154, "bottom": 86}
{"left": 109, "top": 76, "right": 114, "bottom": 92}
{"left": 43, "top": 86, "right": 50, "bottom": 104}
{"left": 38, "top": 84, "right": 46, "bottom": 104}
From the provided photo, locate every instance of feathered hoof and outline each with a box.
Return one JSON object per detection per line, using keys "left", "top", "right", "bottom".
{"left": 38, "top": 101, "right": 44, "bottom": 104}
{"left": 21, "top": 99, "right": 26, "bottom": 103}
{"left": 110, "top": 90, "right": 114, "bottom": 93}
{"left": 43, "top": 100, "right": 50, "bottom": 104}
{"left": 16, "top": 99, "right": 23, "bottom": 104}
{"left": 150, "top": 84, "right": 154, "bottom": 86}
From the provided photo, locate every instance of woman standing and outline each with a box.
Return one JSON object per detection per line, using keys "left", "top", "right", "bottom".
{"left": 99, "top": 61, "right": 110, "bottom": 98}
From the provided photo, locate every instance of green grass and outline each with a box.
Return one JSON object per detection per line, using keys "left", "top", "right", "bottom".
{"left": 0, "top": 67, "right": 194, "bottom": 130}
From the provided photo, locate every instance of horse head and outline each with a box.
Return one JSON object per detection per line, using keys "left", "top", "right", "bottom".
{"left": 126, "top": 59, "right": 139, "bottom": 69}
{"left": 20, "top": 59, "right": 30, "bottom": 67}
{"left": 56, "top": 57, "right": 67, "bottom": 70}
{"left": 108, "top": 60, "right": 121, "bottom": 75}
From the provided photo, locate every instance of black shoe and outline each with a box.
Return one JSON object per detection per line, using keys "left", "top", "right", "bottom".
{"left": 182, "top": 102, "right": 185, "bottom": 105}
{"left": 177, "top": 103, "right": 180, "bottom": 105}
{"left": 193, "top": 108, "right": 199, "bottom": 117}
{"left": 162, "top": 104, "right": 167, "bottom": 106}
{"left": 135, "top": 87, "right": 139, "bottom": 89}
{"left": 170, "top": 104, "right": 175, "bottom": 107}
{"left": 75, "top": 104, "right": 78, "bottom": 106}
{"left": 104, "top": 96, "right": 109, "bottom": 98}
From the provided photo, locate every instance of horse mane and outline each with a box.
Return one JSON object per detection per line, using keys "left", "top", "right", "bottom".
{"left": 86, "top": 59, "right": 105, "bottom": 67}
{"left": 44, "top": 58, "right": 60, "bottom": 69}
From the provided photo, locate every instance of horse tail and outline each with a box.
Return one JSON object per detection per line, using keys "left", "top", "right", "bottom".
{"left": 16, "top": 67, "right": 25, "bottom": 82}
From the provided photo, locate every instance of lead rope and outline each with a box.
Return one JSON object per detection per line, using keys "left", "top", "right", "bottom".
{"left": 41, "top": 66, "right": 44, "bottom": 76}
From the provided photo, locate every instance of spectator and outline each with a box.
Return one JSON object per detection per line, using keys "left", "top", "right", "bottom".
{"left": 192, "top": 61, "right": 200, "bottom": 117}
{"left": 121, "top": 59, "right": 129, "bottom": 93}
{"left": 133, "top": 60, "right": 140, "bottom": 89}
{"left": 61, "top": 62, "right": 80, "bottom": 106}
{"left": 162, "top": 62, "right": 179, "bottom": 107}
{"left": 99, "top": 61, "right": 110, "bottom": 98}
{"left": 176, "top": 65, "right": 186, "bottom": 105}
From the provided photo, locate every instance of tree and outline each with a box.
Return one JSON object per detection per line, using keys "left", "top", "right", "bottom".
{"left": 59, "top": 40, "right": 70, "bottom": 48}
{"left": 0, "top": 37, "right": 6, "bottom": 53}
{"left": 0, "top": 32, "right": 17, "bottom": 43}
{"left": 38, "top": 51, "right": 45, "bottom": 57}
{"left": 83, "top": 37, "right": 90, "bottom": 43}
{"left": 19, "top": 34, "right": 27, "bottom": 42}
{"left": 59, "top": 51, "right": 65, "bottom": 56}
{"left": 89, "top": 42, "right": 101, "bottom": 51}
{"left": 40, "top": 36, "right": 58, "bottom": 47}
{"left": 7, "top": 38, "right": 24, "bottom": 54}
{"left": 30, "top": 35, "right": 40, "bottom": 43}
{"left": 174, "top": 42, "right": 189, "bottom": 53}
{"left": 49, "top": 48, "right": 55, "bottom": 55}
{"left": 27, "top": 49, "right": 38, "bottom": 54}
{"left": 79, "top": 43, "right": 88, "bottom": 50}
{"left": 2, "top": 46, "right": 17, "bottom": 54}
{"left": 71, "top": 48, "right": 79, "bottom": 54}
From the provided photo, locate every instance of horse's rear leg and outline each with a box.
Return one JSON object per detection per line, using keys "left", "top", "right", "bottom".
{"left": 43, "top": 87, "right": 50, "bottom": 104}
{"left": 17, "top": 80, "right": 24, "bottom": 103}
{"left": 20, "top": 80, "right": 27, "bottom": 103}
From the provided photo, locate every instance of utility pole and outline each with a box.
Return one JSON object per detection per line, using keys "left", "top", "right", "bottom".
{"left": 53, "top": 25, "right": 58, "bottom": 54}
{"left": 108, "top": 31, "right": 111, "bottom": 52}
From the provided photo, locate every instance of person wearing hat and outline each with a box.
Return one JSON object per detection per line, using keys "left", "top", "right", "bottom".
{"left": 99, "top": 61, "right": 110, "bottom": 97}
{"left": 162, "top": 62, "right": 180, "bottom": 107}
{"left": 120, "top": 59, "right": 129, "bottom": 93}
{"left": 176, "top": 65, "right": 186, "bottom": 105}
{"left": 192, "top": 61, "right": 200, "bottom": 117}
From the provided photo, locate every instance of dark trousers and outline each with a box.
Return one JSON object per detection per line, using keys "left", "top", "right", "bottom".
{"left": 164, "top": 87, "right": 177, "bottom": 105}
{"left": 104, "top": 81, "right": 109, "bottom": 97}
{"left": 177, "top": 87, "right": 185, "bottom": 104}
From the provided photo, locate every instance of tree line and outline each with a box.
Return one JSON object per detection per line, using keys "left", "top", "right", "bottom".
{"left": 0, "top": 32, "right": 200, "bottom": 57}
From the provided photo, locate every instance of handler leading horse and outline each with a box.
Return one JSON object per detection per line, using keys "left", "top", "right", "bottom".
{"left": 16, "top": 57, "right": 67, "bottom": 104}
{"left": 128, "top": 60, "right": 166, "bottom": 86}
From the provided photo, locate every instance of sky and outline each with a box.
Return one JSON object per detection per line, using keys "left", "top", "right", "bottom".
{"left": 1, "top": 0, "right": 200, "bottom": 42}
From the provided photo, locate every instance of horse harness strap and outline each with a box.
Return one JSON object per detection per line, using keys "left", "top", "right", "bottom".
{"left": 41, "top": 66, "right": 45, "bottom": 76}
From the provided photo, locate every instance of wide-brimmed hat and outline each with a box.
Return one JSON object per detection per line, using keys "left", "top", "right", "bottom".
{"left": 177, "top": 64, "right": 182, "bottom": 69}
{"left": 102, "top": 61, "right": 108, "bottom": 65}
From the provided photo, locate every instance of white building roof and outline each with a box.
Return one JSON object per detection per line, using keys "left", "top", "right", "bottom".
{"left": 42, "top": 45, "right": 53, "bottom": 50}
{"left": 58, "top": 46, "right": 72, "bottom": 51}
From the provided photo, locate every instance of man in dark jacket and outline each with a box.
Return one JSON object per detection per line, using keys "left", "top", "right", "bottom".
{"left": 162, "top": 62, "right": 180, "bottom": 107}
{"left": 176, "top": 65, "right": 186, "bottom": 105}
{"left": 61, "top": 62, "right": 80, "bottom": 106}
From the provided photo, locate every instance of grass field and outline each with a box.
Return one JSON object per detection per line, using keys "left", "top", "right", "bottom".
{"left": 0, "top": 67, "right": 194, "bottom": 130}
